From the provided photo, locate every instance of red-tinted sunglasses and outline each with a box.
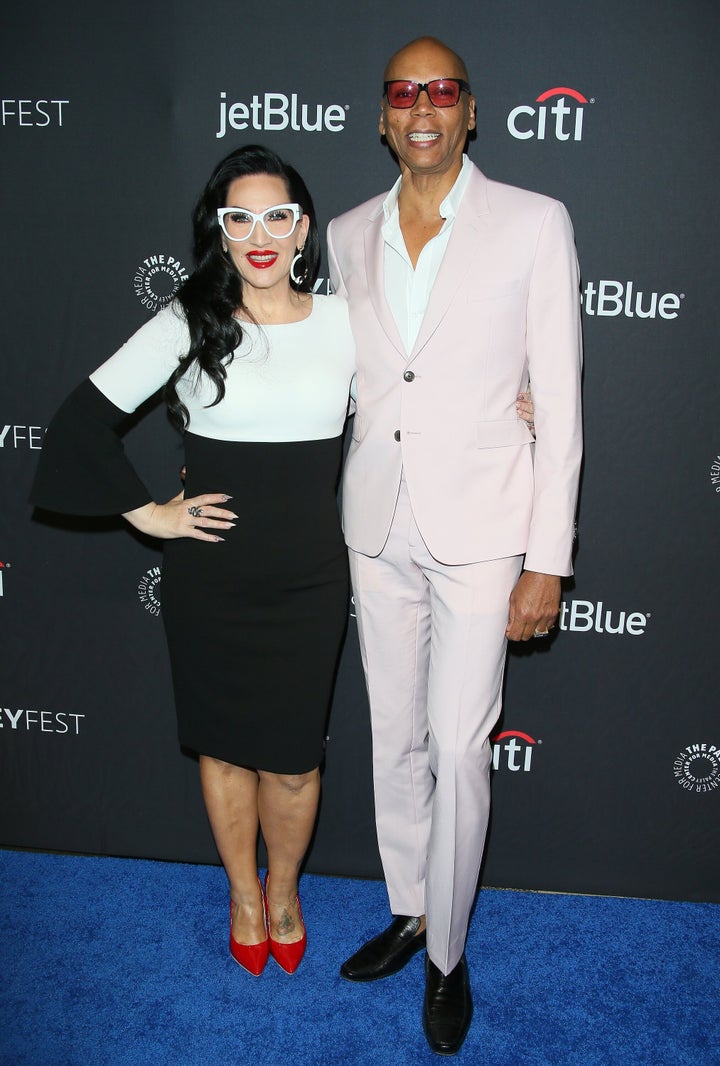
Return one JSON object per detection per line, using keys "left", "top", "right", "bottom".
{"left": 383, "top": 79, "right": 472, "bottom": 109}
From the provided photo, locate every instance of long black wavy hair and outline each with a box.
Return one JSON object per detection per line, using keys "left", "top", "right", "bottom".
{"left": 164, "top": 144, "right": 321, "bottom": 429}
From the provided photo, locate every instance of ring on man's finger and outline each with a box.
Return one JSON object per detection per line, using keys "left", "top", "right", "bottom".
{"left": 187, "top": 505, "right": 203, "bottom": 518}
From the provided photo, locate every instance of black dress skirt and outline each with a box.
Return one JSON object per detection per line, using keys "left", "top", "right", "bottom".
{"left": 161, "top": 431, "right": 349, "bottom": 774}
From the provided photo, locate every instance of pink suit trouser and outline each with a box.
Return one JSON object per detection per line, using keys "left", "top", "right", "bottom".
{"left": 349, "top": 479, "right": 523, "bottom": 974}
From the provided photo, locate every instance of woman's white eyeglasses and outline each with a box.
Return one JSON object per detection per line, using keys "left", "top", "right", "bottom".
{"left": 217, "top": 203, "right": 302, "bottom": 242}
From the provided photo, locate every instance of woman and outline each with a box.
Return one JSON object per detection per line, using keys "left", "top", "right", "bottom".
{"left": 31, "top": 144, "right": 536, "bottom": 977}
{"left": 31, "top": 145, "right": 356, "bottom": 976}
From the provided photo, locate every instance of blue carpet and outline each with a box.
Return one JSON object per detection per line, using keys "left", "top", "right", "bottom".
{"left": 1, "top": 850, "right": 718, "bottom": 1065}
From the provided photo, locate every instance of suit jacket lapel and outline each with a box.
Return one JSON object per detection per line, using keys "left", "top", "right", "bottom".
{"left": 363, "top": 211, "right": 406, "bottom": 360}
{"left": 410, "top": 165, "right": 490, "bottom": 360}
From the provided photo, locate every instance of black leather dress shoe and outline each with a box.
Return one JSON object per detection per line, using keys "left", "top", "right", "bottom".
{"left": 423, "top": 954, "right": 473, "bottom": 1056}
{"left": 340, "top": 915, "right": 426, "bottom": 982}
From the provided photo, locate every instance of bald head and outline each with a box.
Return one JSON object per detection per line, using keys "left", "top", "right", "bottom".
{"left": 383, "top": 36, "right": 470, "bottom": 85}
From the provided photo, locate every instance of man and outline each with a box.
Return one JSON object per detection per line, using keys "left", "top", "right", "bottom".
{"left": 327, "top": 37, "right": 582, "bottom": 1055}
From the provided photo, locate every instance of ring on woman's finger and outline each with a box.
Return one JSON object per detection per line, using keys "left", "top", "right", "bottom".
{"left": 533, "top": 629, "right": 550, "bottom": 638}
{"left": 187, "top": 505, "right": 203, "bottom": 518}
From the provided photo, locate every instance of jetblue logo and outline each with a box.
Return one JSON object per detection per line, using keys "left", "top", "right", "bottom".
{"left": 507, "top": 86, "right": 589, "bottom": 141}
{"left": 582, "top": 280, "right": 683, "bottom": 320}
{"left": 559, "top": 600, "right": 650, "bottom": 636}
{"left": 217, "top": 92, "right": 348, "bottom": 137}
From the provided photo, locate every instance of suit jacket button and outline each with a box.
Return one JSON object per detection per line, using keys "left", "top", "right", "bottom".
{"left": 403, "top": 370, "right": 415, "bottom": 382}
{"left": 394, "top": 430, "right": 401, "bottom": 441}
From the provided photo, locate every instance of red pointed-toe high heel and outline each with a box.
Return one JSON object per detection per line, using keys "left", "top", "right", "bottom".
{"left": 265, "top": 874, "right": 307, "bottom": 975}
{"left": 229, "top": 879, "right": 269, "bottom": 977}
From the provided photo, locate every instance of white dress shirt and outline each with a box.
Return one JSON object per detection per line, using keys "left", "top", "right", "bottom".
{"left": 381, "top": 154, "right": 472, "bottom": 355}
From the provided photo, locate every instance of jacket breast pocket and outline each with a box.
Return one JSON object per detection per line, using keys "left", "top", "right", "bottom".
{"left": 466, "top": 280, "right": 523, "bottom": 304}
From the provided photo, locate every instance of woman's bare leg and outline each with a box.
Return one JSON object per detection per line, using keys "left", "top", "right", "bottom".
{"left": 258, "top": 767, "right": 320, "bottom": 943}
{"left": 199, "top": 755, "right": 265, "bottom": 944}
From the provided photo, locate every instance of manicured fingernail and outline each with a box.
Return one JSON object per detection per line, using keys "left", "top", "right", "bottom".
{"left": 222, "top": 495, "right": 233, "bottom": 501}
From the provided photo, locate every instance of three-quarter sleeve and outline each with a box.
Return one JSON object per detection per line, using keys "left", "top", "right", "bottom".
{"left": 29, "top": 379, "right": 154, "bottom": 515}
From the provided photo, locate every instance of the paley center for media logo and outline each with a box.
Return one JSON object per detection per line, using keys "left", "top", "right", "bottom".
{"left": 673, "top": 743, "right": 720, "bottom": 794}
{"left": 710, "top": 454, "right": 720, "bottom": 495}
{"left": 138, "top": 566, "right": 162, "bottom": 616}
{"left": 133, "top": 254, "right": 189, "bottom": 313}
{"left": 507, "top": 86, "right": 591, "bottom": 141}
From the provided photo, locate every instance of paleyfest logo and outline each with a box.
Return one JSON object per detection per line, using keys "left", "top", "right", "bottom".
{"left": 1, "top": 98, "right": 69, "bottom": 127}
{"left": 0, "top": 706, "right": 85, "bottom": 735}
{"left": 507, "top": 86, "right": 591, "bottom": 141}
{"left": 673, "top": 743, "right": 720, "bottom": 794}
{"left": 0, "top": 424, "right": 44, "bottom": 450}
{"left": 133, "top": 254, "right": 189, "bottom": 313}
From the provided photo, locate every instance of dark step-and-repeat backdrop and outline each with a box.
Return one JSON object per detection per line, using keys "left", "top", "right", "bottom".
{"left": 1, "top": 1, "right": 717, "bottom": 902}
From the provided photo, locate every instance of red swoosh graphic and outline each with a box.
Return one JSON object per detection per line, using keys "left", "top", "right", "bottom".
{"left": 491, "top": 730, "right": 536, "bottom": 744}
{"left": 536, "top": 87, "right": 588, "bottom": 103}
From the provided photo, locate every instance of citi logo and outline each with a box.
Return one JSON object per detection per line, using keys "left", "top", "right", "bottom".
{"left": 0, "top": 560, "right": 9, "bottom": 596}
{"left": 582, "top": 280, "right": 683, "bottom": 319}
{"left": 217, "top": 92, "right": 348, "bottom": 138}
{"left": 507, "top": 87, "right": 589, "bottom": 141}
{"left": 491, "top": 730, "right": 539, "bottom": 772}
{"left": 559, "top": 599, "right": 650, "bottom": 636}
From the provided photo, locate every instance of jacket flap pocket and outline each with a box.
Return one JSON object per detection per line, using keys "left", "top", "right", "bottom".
{"left": 475, "top": 419, "right": 535, "bottom": 449}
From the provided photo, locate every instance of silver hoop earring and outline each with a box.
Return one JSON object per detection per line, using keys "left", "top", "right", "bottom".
{"left": 290, "top": 252, "right": 309, "bottom": 286}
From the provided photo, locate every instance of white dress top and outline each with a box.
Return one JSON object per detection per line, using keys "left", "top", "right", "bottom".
{"left": 90, "top": 294, "right": 356, "bottom": 443}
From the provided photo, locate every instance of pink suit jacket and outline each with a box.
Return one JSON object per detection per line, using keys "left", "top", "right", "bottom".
{"left": 327, "top": 163, "right": 583, "bottom": 575}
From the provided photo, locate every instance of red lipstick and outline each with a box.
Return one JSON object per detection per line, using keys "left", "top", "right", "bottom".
{"left": 246, "top": 251, "right": 279, "bottom": 269}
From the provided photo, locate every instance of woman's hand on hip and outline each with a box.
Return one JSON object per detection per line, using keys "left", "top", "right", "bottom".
{"left": 123, "top": 492, "right": 237, "bottom": 541}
